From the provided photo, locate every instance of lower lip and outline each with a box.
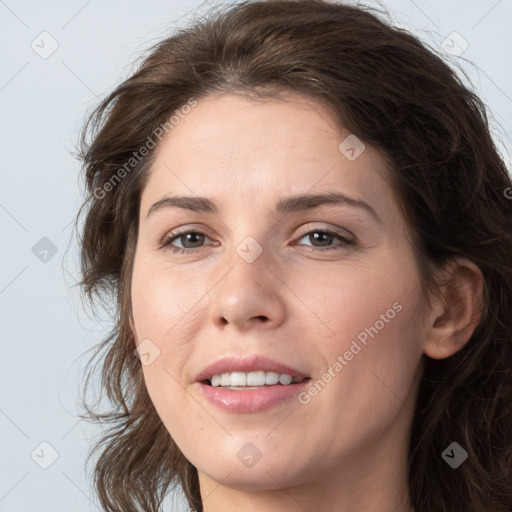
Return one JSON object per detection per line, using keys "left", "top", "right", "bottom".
{"left": 197, "top": 379, "right": 311, "bottom": 413}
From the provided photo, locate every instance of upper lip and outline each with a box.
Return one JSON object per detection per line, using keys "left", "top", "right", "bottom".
{"left": 195, "top": 354, "right": 309, "bottom": 382}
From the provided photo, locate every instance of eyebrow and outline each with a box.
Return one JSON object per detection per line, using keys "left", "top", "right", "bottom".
{"left": 147, "top": 191, "right": 382, "bottom": 224}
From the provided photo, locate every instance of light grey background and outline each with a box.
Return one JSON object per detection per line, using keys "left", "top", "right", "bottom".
{"left": 0, "top": 1, "right": 510, "bottom": 511}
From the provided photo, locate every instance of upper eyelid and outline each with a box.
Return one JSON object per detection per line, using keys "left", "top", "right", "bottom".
{"left": 294, "top": 223, "right": 354, "bottom": 240}
{"left": 162, "top": 223, "right": 352, "bottom": 238}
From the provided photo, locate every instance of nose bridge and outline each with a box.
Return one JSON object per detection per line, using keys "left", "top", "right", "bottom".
{"left": 228, "top": 204, "right": 282, "bottom": 280}
{"left": 227, "top": 230, "right": 273, "bottom": 295}
{"left": 208, "top": 225, "right": 286, "bottom": 328}
{"left": 223, "top": 199, "right": 274, "bottom": 269}
{"left": 235, "top": 234, "right": 266, "bottom": 266}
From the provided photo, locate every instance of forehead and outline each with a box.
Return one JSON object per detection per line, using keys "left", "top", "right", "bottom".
{"left": 140, "top": 92, "right": 395, "bottom": 218}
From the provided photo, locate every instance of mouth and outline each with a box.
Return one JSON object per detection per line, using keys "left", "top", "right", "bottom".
{"left": 195, "top": 355, "right": 311, "bottom": 413}
{"left": 195, "top": 354, "right": 310, "bottom": 386}
{"left": 201, "top": 371, "right": 310, "bottom": 390}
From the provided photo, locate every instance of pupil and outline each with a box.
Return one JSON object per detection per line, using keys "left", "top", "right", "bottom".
{"left": 312, "top": 232, "right": 332, "bottom": 246}
{"left": 183, "top": 233, "right": 203, "bottom": 248}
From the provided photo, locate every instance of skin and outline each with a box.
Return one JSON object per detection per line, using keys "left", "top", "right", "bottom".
{"left": 130, "top": 91, "right": 483, "bottom": 512}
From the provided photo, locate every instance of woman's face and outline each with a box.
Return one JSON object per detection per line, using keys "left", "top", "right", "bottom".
{"left": 131, "top": 92, "right": 428, "bottom": 494}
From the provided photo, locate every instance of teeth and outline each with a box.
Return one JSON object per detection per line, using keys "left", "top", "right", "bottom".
{"left": 231, "top": 371, "right": 247, "bottom": 386}
{"left": 247, "top": 370, "right": 265, "bottom": 386}
{"left": 209, "top": 371, "right": 303, "bottom": 387}
{"left": 265, "top": 372, "right": 279, "bottom": 385}
{"left": 279, "top": 373, "right": 293, "bottom": 385}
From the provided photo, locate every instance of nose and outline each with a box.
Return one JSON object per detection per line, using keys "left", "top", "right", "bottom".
{"left": 208, "top": 241, "right": 287, "bottom": 332}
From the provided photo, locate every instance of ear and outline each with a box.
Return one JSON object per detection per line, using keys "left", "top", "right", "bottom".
{"left": 423, "top": 257, "right": 484, "bottom": 359}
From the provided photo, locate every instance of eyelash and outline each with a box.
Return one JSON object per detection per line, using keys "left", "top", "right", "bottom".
{"left": 159, "top": 228, "right": 354, "bottom": 255}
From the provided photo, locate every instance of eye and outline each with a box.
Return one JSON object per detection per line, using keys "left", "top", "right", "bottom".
{"left": 294, "top": 228, "right": 354, "bottom": 252}
{"left": 160, "top": 230, "right": 214, "bottom": 254}
{"left": 159, "top": 227, "right": 354, "bottom": 255}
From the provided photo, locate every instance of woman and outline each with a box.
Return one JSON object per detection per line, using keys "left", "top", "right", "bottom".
{"left": 76, "top": 1, "right": 512, "bottom": 511}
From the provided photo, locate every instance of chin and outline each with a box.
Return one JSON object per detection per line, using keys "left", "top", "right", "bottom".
{"left": 198, "top": 458, "right": 310, "bottom": 491}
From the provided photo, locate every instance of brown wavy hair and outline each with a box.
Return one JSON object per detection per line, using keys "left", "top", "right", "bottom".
{"left": 75, "top": 1, "right": 512, "bottom": 511}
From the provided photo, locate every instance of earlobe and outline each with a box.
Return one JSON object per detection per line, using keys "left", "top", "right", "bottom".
{"left": 423, "top": 258, "right": 484, "bottom": 360}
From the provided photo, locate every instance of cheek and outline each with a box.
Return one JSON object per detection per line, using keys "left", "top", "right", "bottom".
{"left": 289, "top": 247, "right": 420, "bottom": 343}
{"left": 297, "top": 248, "right": 425, "bottom": 410}
{"left": 131, "top": 256, "right": 209, "bottom": 340}
{"left": 294, "top": 286, "right": 424, "bottom": 460}
{"left": 130, "top": 258, "right": 210, "bottom": 417}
